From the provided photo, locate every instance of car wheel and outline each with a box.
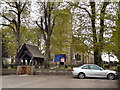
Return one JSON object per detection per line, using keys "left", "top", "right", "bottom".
{"left": 107, "top": 73, "right": 115, "bottom": 80}
{"left": 78, "top": 73, "right": 85, "bottom": 79}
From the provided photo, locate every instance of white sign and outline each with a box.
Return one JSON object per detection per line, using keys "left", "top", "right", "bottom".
{"left": 61, "top": 58, "right": 65, "bottom": 62}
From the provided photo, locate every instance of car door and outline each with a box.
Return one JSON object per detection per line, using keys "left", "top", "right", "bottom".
{"left": 89, "top": 65, "right": 106, "bottom": 77}
{"left": 81, "top": 65, "right": 91, "bottom": 77}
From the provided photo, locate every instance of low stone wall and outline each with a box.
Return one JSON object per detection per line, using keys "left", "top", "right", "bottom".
{"left": 35, "top": 69, "right": 72, "bottom": 75}
{"left": 2, "top": 69, "right": 119, "bottom": 76}
{"left": 2, "top": 69, "right": 16, "bottom": 75}
{"left": 2, "top": 69, "right": 72, "bottom": 75}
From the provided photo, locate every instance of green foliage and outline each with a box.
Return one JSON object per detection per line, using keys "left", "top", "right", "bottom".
{"left": 20, "top": 26, "right": 43, "bottom": 45}
{"left": 51, "top": 8, "right": 73, "bottom": 54}
{"left": 2, "top": 25, "right": 44, "bottom": 63}
{"left": 8, "top": 66, "right": 11, "bottom": 69}
{"left": 2, "top": 58, "right": 10, "bottom": 65}
{"left": 2, "top": 27, "right": 16, "bottom": 58}
{"left": 109, "top": 2, "right": 120, "bottom": 61}
{"left": 12, "top": 65, "right": 17, "bottom": 69}
{"left": 71, "top": 36, "right": 88, "bottom": 53}
{"left": 102, "top": 64, "right": 109, "bottom": 69}
{"left": 109, "top": 66, "right": 118, "bottom": 71}
{"left": 0, "top": 1, "right": 31, "bottom": 56}
{"left": 2, "top": 32, "right": 9, "bottom": 58}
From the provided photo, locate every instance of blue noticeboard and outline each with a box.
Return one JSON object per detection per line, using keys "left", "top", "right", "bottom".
{"left": 55, "top": 54, "right": 66, "bottom": 62}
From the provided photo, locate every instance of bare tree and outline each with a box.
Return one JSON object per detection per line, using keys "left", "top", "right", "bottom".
{"left": 36, "top": 2, "right": 58, "bottom": 67}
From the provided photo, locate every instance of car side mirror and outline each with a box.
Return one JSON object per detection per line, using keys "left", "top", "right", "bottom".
{"left": 100, "top": 68, "right": 103, "bottom": 71}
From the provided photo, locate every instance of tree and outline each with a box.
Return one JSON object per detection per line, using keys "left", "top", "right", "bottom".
{"left": 0, "top": 0, "right": 29, "bottom": 52}
{"left": 96, "top": 2, "right": 110, "bottom": 65}
{"left": 2, "top": 33, "right": 9, "bottom": 59}
{"left": 36, "top": 2, "right": 59, "bottom": 67}
{"left": 0, "top": 0, "right": 30, "bottom": 64}
{"left": 51, "top": 8, "right": 73, "bottom": 54}
{"left": 2, "top": 31, "right": 10, "bottom": 67}
{"left": 26, "top": 27, "right": 44, "bottom": 53}
{"left": 111, "top": 1, "right": 120, "bottom": 62}
{"left": 115, "top": 1, "right": 120, "bottom": 61}
{"left": 69, "top": 1, "right": 109, "bottom": 65}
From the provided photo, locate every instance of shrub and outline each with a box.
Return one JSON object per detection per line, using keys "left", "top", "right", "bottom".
{"left": 103, "top": 64, "right": 109, "bottom": 69}
{"left": 12, "top": 66, "right": 17, "bottom": 69}
{"left": 109, "top": 66, "right": 118, "bottom": 71}
{"left": 3, "top": 65, "right": 8, "bottom": 68}
{"left": 66, "top": 67, "right": 72, "bottom": 70}
{"left": 117, "top": 65, "right": 120, "bottom": 72}
{"left": 71, "top": 64, "right": 82, "bottom": 68}
{"left": 8, "top": 66, "right": 11, "bottom": 69}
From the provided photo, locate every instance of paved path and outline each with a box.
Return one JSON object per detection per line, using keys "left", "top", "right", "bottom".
{"left": 2, "top": 75, "right": 118, "bottom": 88}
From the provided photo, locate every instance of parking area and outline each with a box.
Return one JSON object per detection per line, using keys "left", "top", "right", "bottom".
{"left": 2, "top": 75, "right": 119, "bottom": 88}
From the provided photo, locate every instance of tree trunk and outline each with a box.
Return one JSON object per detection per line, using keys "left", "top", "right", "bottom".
{"left": 98, "top": 2, "right": 109, "bottom": 65}
{"left": 108, "top": 52, "right": 110, "bottom": 67}
{"left": 82, "top": 53, "right": 84, "bottom": 64}
{"left": 15, "top": 11, "right": 21, "bottom": 65}
{"left": 90, "top": 2, "right": 99, "bottom": 65}
{"left": 15, "top": 32, "right": 20, "bottom": 53}
{"left": 44, "top": 36, "right": 51, "bottom": 68}
{"left": 90, "top": 2, "right": 109, "bottom": 65}
{"left": 36, "top": 2, "right": 56, "bottom": 67}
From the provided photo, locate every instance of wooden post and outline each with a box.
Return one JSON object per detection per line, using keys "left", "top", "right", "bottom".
{"left": 16, "top": 66, "right": 21, "bottom": 75}
{"left": 31, "top": 66, "right": 35, "bottom": 75}
{"left": 31, "top": 57, "right": 34, "bottom": 66}
{"left": 27, "top": 59, "right": 30, "bottom": 65}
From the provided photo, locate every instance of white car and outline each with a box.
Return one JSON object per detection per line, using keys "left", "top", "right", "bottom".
{"left": 72, "top": 64, "right": 118, "bottom": 80}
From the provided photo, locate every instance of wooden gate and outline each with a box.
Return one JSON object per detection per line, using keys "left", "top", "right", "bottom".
{"left": 26, "top": 66, "right": 31, "bottom": 75}
{"left": 21, "top": 66, "right": 26, "bottom": 74}
{"left": 16, "top": 66, "right": 34, "bottom": 75}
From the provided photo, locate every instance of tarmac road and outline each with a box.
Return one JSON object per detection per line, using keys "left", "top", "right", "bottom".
{"left": 2, "top": 75, "right": 118, "bottom": 88}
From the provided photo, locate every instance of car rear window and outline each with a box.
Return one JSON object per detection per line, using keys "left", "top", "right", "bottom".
{"left": 89, "top": 65, "right": 101, "bottom": 70}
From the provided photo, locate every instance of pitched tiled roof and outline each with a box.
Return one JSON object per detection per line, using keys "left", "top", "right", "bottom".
{"left": 25, "top": 44, "right": 44, "bottom": 58}
{"left": 16, "top": 43, "right": 44, "bottom": 59}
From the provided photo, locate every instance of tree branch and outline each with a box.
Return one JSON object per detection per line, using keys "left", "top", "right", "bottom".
{"left": 12, "top": 19, "right": 17, "bottom": 27}
{"left": 6, "top": 2, "right": 16, "bottom": 8}
{"left": 44, "top": 2, "right": 48, "bottom": 34}
{"left": 36, "top": 21, "right": 42, "bottom": 30}
{"left": 2, "top": 15, "right": 17, "bottom": 27}
{"left": 9, "top": 10, "right": 18, "bottom": 15}
{"left": 2, "top": 15, "right": 13, "bottom": 22}
{"left": 0, "top": 24, "right": 16, "bottom": 34}
{"left": 36, "top": 21, "right": 46, "bottom": 40}
{"left": 68, "top": 2, "right": 91, "bottom": 18}
{"left": 51, "top": 15, "right": 57, "bottom": 32}
{"left": 15, "top": 2, "right": 18, "bottom": 9}
{"left": 20, "top": 1, "right": 27, "bottom": 13}
{"left": 40, "top": 17, "right": 44, "bottom": 30}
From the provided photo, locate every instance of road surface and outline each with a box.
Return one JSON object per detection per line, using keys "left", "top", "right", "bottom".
{"left": 2, "top": 75, "right": 118, "bottom": 88}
